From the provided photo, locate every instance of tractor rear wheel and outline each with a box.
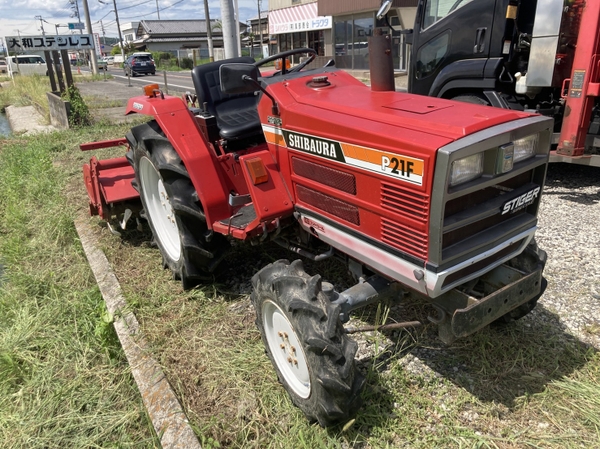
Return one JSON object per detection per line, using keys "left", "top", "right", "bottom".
{"left": 127, "top": 121, "right": 229, "bottom": 289}
{"left": 251, "top": 259, "right": 365, "bottom": 427}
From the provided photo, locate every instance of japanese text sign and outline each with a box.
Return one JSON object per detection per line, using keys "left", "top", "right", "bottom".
{"left": 4, "top": 34, "right": 95, "bottom": 52}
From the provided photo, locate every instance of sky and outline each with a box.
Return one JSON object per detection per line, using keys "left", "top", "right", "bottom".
{"left": 0, "top": 0, "right": 267, "bottom": 47}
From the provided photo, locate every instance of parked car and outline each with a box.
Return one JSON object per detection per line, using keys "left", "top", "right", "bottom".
{"left": 124, "top": 54, "right": 155, "bottom": 76}
{"left": 0, "top": 59, "right": 7, "bottom": 74}
{"left": 131, "top": 52, "right": 154, "bottom": 61}
{"left": 102, "top": 56, "right": 115, "bottom": 65}
{"left": 90, "top": 58, "right": 108, "bottom": 71}
{"left": 6, "top": 55, "right": 48, "bottom": 76}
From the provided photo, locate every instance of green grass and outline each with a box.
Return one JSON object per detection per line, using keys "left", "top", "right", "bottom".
{"left": 0, "top": 127, "right": 158, "bottom": 448}
{"left": 0, "top": 74, "right": 109, "bottom": 125}
{"left": 97, "top": 225, "right": 600, "bottom": 448}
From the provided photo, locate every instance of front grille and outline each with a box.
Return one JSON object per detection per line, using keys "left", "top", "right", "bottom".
{"left": 441, "top": 239, "right": 523, "bottom": 288}
{"left": 382, "top": 218, "right": 428, "bottom": 259}
{"left": 292, "top": 157, "right": 356, "bottom": 194}
{"left": 381, "top": 182, "right": 429, "bottom": 221}
{"left": 429, "top": 116, "right": 552, "bottom": 272}
{"left": 441, "top": 170, "right": 541, "bottom": 260}
{"left": 296, "top": 184, "right": 360, "bottom": 225}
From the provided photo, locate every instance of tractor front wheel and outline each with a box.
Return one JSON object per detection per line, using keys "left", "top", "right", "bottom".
{"left": 251, "top": 259, "right": 365, "bottom": 427}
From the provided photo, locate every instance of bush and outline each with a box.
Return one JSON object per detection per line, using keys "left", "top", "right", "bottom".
{"left": 180, "top": 57, "right": 193, "bottom": 70}
{"left": 62, "top": 85, "right": 90, "bottom": 127}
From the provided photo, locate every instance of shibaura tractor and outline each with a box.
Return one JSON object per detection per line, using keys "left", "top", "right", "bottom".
{"left": 80, "top": 37, "right": 552, "bottom": 426}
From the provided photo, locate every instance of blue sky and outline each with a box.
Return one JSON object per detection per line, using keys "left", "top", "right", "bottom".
{"left": 0, "top": 0, "right": 267, "bottom": 45}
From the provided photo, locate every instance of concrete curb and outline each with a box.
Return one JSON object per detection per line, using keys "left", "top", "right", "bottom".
{"left": 75, "top": 217, "right": 202, "bottom": 449}
{"left": 5, "top": 105, "right": 56, "bottom": 135}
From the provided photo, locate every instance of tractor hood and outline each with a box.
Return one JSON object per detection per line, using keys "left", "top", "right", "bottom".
{"left": 260, "top": 69, "right": 534, "bottom": 162}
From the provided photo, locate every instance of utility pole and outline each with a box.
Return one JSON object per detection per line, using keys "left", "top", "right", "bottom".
{"left": 112, "top": 0, "right": 127, "bottom": 67}
{"left": 203, "top": 0, "right": 214, "bottom": 62}
{"left": 100, "top": 20, "right": 106, "bottom": 47}
{"left": 156, "top": 0, "right": 160, "bottom": 19}
{"left": 234, "top": 0, "right": 241, "bottom": 56}
{"left": 257, "top": 0, "right": 264, "bottom": 58}
{"left": 81, "top": 0, "right": 98, "bottom": 74}
{"left": 70, "top": 0, "right": 84, "bottom": 34}
{"left": 220, "top": 0, "right": 238, "bottom": 58}
{"left": 35, "top": 16, "right": 46, "bottom": 35}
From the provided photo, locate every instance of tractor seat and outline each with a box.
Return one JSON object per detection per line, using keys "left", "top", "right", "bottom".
{"left": 191, "top": 57, "right": 262, "bottom": 141}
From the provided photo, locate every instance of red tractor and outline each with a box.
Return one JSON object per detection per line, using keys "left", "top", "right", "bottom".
{"left": 81, "top": 46, "right": 552, "bottom": 426}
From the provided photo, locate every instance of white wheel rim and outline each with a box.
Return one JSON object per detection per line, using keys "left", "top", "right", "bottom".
{"left": 263, "top": 299, "right": 311, "bottom": 398}
{"left": 139, "top": 156, "right": 181, "bottom": 261}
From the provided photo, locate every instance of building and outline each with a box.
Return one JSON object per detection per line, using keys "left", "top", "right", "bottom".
{"left": 268, "top": 1, "right": 333, "bottom": 65}
{"left": 246, "top": 11, "right": 270, "bottom": 57}
{"left": 120, "top": 22, "right": 140, "bottom": 46}
{"left": 318, "top": 0, "right": 418, "bottom": 71}
{"left": 131, "top": 19, "right": 246, "bottom": 58}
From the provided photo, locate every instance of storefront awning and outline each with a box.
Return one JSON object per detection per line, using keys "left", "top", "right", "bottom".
{"left": 269, "top": 2, "right": 332, "bottom": 35}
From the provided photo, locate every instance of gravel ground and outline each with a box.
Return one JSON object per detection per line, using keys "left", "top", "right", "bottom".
{"left": 535, "top": 163, "right": 600, "bottom": 348}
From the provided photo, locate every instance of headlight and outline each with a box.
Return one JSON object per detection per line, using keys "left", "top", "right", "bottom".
{"left": 449, "top": 153, "right": 484, "bottom": 186}
{"left": 513, "top": 134, "right": 538, "bottom": 162}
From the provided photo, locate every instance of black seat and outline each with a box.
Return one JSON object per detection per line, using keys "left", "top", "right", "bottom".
{"left": 191, "top": 57, "right": 262, "bottom": 141}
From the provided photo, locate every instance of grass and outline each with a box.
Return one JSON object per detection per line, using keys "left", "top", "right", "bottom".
{"left": 0, "top": 74, "right": 109, "bottom": 124}
{"left": 97, "top": 226, "right": 600, "bottom": 448}
{"left": 0, "top": 126, "right": 158, "bottom": 448}
{"left": 1, "top": 82, "right": 600, "bottom": 448}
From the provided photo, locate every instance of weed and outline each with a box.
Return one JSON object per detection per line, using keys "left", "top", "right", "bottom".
{"left": 63, "top": 85, "right": 91, "bottom": 127}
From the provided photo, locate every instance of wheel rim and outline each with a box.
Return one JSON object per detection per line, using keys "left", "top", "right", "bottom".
{"left": 263, "top": 299, "right": 311, "bottom": 398}
{"left": 139, "top": 156, "right": 181, "bottom": 261}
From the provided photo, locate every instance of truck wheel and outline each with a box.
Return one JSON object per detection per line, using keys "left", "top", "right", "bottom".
{"left": 251, "top": 259, "right": 365, "bottom": 427}
{"left": 127, "top": 121, "right": 229, "bottom": 289}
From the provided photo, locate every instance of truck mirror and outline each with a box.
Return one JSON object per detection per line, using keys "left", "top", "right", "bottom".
{"left": 220, "top": 63, "right": 260, "bottom": 94}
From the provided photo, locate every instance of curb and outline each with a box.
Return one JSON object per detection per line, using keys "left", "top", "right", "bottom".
{"left": 75, "top": 217, "right": 202, "bottom": 449}
{"left": 5, "top": 105, "right": 56, "bottom": 135}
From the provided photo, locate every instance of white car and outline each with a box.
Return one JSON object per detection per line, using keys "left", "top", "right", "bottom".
{"left": 102, "top": 56, "right": 115, "bottom": 64}
{"left": 6, "top": 55, "right": 48, "bottom": 76}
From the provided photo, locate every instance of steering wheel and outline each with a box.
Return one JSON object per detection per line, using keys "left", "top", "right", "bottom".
{"left": 254, "top": 48, "right": 317, "bottom": 75}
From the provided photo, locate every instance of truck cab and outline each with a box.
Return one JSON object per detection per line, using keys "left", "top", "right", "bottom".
{"left": 408, "top": 0, "right": 600, "bottom": 165}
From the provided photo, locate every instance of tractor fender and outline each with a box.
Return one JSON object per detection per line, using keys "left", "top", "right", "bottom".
{"left": 125, "top": 95, "right": 232, "bottom": 226}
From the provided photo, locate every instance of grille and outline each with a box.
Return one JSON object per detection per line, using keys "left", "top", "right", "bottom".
{"left": 441, "top": 239, "right": 523, "bottom": 288}
{"left": 381, "top": 182, "right": 429, "bottom": 221}
{"left": 381, "top": 218, "right": 428, "bottom": 259}
{"left": 292, "top": 157, "right": 356, "bottom": 194}
{"left": 296, "top": 184, "right": 360, "bottom": 225}
{"left": 441, "top": 169, "right": 543, "bottom": 263}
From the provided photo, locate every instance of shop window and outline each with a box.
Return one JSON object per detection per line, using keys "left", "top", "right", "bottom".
{"left": 308, "top": 30, "right": 324, "bottom": 57}
{"left": 352, "top": 17, "right": 373, "bottom": 70}
{"left": 334, "top": 14, "right": 373, "bottom": 70}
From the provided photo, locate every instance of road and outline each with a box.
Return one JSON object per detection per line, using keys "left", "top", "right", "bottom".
{"left": 81, "top": 66, "right": 196, "bottom": 94}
